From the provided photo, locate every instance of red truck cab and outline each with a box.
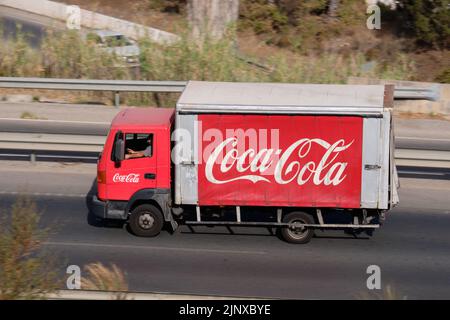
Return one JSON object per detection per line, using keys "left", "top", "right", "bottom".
{"left": 93, "top": 107, "right": 176, "bottom": 234}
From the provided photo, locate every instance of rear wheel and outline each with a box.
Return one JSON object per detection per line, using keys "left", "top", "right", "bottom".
{"left": 280, "top": 212, "right": 315, "bottom": 244}
{"left": 129, "top": 204, "right": 163, "bottom": 237}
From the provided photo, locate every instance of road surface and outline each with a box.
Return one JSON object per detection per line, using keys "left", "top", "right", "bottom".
{"left": 0, "top": 162, "right": 449, "bottom": 299}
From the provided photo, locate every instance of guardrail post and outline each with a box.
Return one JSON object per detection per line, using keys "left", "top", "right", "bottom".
{"left": 114, "top": 91, "right": 120, "bottom": 108}
{"left": 30, "top": 151, "right": 36, "bottom": 164}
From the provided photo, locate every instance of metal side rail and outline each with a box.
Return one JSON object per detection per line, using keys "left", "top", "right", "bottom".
{"left": 185, "top": 220, "right": 380, "bottom": 229}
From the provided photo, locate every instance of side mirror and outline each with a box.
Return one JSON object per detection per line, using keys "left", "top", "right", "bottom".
{"left": 113, "top": 130, "right": 125, "bottom": 166}
{"left": 115, "top": 138, "right": 125, "bottom": 163}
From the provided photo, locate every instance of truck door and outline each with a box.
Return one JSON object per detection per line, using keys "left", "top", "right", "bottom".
{"left": 360, "top": 112, "right": 391, "bottom": 209}
{"left": 107, "top": 131, "right": 158, "bottom": 201}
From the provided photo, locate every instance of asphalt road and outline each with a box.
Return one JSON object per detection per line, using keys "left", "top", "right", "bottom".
{"left": 0, "top": 162, "right": 449, "bottom": 299}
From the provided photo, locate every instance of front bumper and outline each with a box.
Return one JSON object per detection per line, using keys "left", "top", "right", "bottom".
{"left": 91, "top": 195, "right": 128, "bottom": 220}
{"left": 91, "top": 195, "right": 107, "bottom": 219}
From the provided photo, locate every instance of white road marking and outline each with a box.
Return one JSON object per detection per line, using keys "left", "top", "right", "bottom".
{"left": 44, "top": 241, "right": 267, "bottom": 255}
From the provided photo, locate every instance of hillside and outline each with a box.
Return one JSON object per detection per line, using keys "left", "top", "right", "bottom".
{"left": 56, "top": 0, "right": 449, "bottom": 83}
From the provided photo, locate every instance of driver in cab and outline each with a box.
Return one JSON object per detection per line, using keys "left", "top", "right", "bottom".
{"left": 125, "top": 136, "right": 152, "bottom": 159}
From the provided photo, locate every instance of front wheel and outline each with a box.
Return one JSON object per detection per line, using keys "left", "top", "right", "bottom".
{"left": 280, "top": 212, "right": 315, "bottom": 244}
{"left": 129, "top": 204, "right": 164, "bottom": 237}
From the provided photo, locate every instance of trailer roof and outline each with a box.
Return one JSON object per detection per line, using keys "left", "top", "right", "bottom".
{"left": 177, "top": 81, "right": 391, "bottom": 115}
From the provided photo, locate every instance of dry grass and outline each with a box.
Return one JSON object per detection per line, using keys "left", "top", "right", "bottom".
{"left": 396, "top": 111, "right": 449, "bottom": 121}
{"left": 357, "top": 284, "right": 407, "bottom": 300}
{"left": 81, "top": 263, "right": 129, "bottom": 300}
{"left": 20, "top": 111, "right": 46, "bottom": 120}
{"left": 0, "top": 196, "right": 60, "bottom": 300}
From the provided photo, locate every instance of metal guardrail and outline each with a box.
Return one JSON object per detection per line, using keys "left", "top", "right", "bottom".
{"left": 395, "top": 149, "right": 450, "bottom": 168}
{"left": 394, "top": 85, "right": 440, "bottom": 101}
{"left": 0, "top": 132, "right": 449, "bottom": 168}
{"left": 0, "top": 77, "right": 187, "bottom": 92}
{"left": 0, "top": 77, "right": 440, "bottom": 106}
{"left": 0, "top": 132, "right": 105, "bottom": 152}
{"left": 0, "top": 77, "right": 187, "bottom": 106}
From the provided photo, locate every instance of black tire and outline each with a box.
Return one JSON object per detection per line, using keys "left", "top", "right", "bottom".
{"left": 280, "top": 212, "right": 315, "bottom": 244}
{"left": 129, "top": 204, "right": 164, "bottom": 237}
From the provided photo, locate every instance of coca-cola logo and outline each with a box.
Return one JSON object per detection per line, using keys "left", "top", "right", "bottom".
{"left": 205, "top": 137, "right": 353, "bottom": 186}
{"left": 113, "top": 173, "right": 140, "bottom": 183}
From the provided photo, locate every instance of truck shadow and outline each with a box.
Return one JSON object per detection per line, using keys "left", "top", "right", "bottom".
{"left": 85, "top": 178, "right": 125, "bottom": 229}
{"left": 179, "top": 209, "right": 372, "bottom": 241}
{"left": 179, "top": 227, "right": 371, "bottom": 241}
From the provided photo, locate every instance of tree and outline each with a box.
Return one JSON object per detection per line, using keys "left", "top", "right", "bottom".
{"left": 328, "top": 0, "right": 340, "bottom": 17}
{"left": 395, "top": 0, "right": 450, "bottom": 47}
{"left": 187, "top": 0, "right": 240, "bottom": 40}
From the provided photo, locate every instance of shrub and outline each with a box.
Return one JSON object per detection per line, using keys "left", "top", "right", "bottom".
{"left": 435, "top": 67, "right": 450, "bottom": 83}
{"left": 0, "top": 196, "right": 60, "bottom": 300}
{"left": 395, "top": 0, "right": 450, "bottom": 48}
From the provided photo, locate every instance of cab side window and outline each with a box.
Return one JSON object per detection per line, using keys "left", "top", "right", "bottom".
{"left": 124, "top": 133, "right": 153, "bottom": 159}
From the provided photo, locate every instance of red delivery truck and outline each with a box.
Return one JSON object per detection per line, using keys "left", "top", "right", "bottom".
{"left": 92, "top": 81, "right": 399, "bottom": 243}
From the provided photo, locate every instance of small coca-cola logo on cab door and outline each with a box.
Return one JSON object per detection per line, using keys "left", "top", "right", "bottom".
{"left": 113, "top": 173, "right": 140, "bottom": 183}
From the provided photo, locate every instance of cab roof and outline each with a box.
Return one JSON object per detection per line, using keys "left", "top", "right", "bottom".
{"left": 111, "top": 107, "right": 174, "bottom": 130}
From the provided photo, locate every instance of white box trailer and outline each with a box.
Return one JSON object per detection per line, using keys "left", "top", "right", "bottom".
{"left": 171, "top": 81, "right": 399, "bottom": 242}
{"left": 174, "top": 81, "right": 399, "bottom": 208}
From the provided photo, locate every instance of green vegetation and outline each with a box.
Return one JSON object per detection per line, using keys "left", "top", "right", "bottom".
{"left": 395, "top": 0, "right": 450, "bottom": 48}
{"left": 0, "top": 196, "right": 60, "bottom": 299}
{"left": 20, "top": 111, "right": 46, "bottom": 120}
{"left": 435, "top": 68, "right": 450, "bottom": 84}
{"left": 151, "top": 0, "right": 449, "bottom": 50}
{"left": 0, "top": 26, "right": 415, "bottom": 106}
{"left": 0, "top": 29, "right": 127, "bottom": 79}
{"left": 239, "top": 0, "right": 367, "bottom": 51}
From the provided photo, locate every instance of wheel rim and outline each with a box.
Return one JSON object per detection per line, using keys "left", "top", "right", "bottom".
{"left": 287, "top": 219, "right": 309, "bottom": 240}
{"left": 138, "top": 213, "right": 155, "bottom": 230}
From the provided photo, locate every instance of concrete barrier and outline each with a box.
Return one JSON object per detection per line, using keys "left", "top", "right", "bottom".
{"left": 0, "top": 0, "right": 179, "bottom": 44}
{"left": 348, "top": 77, "right": 450, "bottom": 115}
